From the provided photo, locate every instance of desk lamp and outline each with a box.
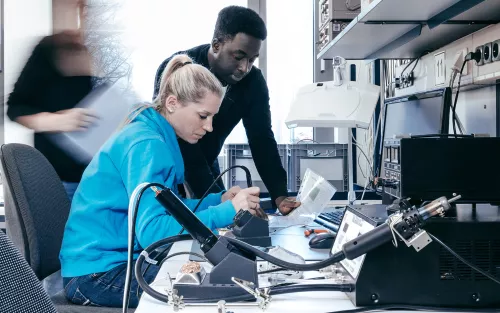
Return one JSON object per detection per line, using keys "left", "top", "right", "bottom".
{"left": 285, "top": 57, "right": 380, "bottom": 203}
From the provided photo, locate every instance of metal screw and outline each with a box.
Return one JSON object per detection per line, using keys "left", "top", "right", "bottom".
{"left": 371, "top": 294, "right": 379, "bottom": 303}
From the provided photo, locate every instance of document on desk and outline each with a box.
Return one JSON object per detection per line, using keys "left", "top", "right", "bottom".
{"left": 269, "top": 169, "right": 337, "bottom": 228}
{"left": 48, "top": 83, "right": 137, "bottom": 164}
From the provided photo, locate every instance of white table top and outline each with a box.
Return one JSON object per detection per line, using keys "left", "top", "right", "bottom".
{"left": 136, "top": 199, "right": 462, "bottom": 313}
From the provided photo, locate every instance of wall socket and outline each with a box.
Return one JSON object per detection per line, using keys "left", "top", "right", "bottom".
{"left": 435, "top": 51, "right": 446, "bottom": 85}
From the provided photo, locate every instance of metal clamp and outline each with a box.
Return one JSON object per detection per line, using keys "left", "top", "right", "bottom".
{"left": 164, "top": 288, "right": 185, "bottom": 312}
{"left": 231, "top": 277, "right": 272, "bottom": 311}
{"left": 164, "top": 273, "right": 185, "bottom": 312}
{"left": 387, "top": 214, "right": 432, "bottom": 252}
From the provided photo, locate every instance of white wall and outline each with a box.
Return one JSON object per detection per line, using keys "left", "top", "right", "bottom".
{"left": 3, "top": 0, "right": 52, "bottom": 145}
{"left": 393, "top": 24, "right": 500, "bottom": 136}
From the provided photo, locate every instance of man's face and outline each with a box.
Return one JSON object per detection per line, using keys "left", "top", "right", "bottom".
{"left": 211, "top": 33, "right": 261, "bottom": 84}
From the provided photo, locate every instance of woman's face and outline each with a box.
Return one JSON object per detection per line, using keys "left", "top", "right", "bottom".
{"left": 165, "top": 91, "right": 222, "bottom": 144}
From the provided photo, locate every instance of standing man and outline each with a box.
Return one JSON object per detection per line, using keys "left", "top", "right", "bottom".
{"left": 153, "top": 6, "right": 299, "bottom": 215}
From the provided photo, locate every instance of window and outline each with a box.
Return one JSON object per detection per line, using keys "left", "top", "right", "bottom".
{"left": 118, "top": 0, "right": 247, "bottom": 100}
{"left": 85, "top": 0, "right": 313, "bottom": 145}
{"left": 266, "top": 1, "right": 314, "bottom": 143}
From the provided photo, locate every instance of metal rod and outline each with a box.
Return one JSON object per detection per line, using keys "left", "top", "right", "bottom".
{"left": 348, "top": 128, "right": 355, "bottom": 204}
{"left": 448, "top": 195, "right": 462, "bottom": 203}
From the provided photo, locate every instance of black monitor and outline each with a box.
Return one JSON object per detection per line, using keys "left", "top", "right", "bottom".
{"left": 382, "top": 87, "right": 451, "bottom": 143}
{"left": 376, "top": 87, "right": 451, "bottom": 187}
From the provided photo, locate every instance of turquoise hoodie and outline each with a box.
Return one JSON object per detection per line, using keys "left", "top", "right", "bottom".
{"left": 59, "top": 107, "right": 236, "bottom": 277}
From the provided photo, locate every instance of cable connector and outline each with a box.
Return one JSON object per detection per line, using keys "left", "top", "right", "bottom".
{"left": 465, "top": 50, "right": 481, "bottom": 64}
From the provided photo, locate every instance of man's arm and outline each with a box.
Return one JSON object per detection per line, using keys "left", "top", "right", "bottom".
{"left": 242, "top": 71, "right": 288, "bottom": 206}
{"left": 178, "top": 138, "right": 225, "bottom": 198}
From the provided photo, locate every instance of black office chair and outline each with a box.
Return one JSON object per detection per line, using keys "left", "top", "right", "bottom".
{"left": 0, "top": 143, "right": 133, "bottom": 313}
{"left": 0, "top": 230, "right": 58, "bottom": 313}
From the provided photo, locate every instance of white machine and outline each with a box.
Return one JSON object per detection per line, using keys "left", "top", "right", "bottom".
{"left": 286, "top": 56, "right": 380, "bottom": 203}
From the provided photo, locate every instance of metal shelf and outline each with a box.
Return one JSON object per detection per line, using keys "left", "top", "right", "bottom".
{"left": 357, "top": 0, "right": 462, "bottom": 22}
{"left": 317, "top": 0, "right": 500, "bottom": 60}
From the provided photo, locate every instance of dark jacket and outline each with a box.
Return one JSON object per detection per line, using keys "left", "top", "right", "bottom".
{"left": 153, "top": 44, "right": 288, "bottom": 202}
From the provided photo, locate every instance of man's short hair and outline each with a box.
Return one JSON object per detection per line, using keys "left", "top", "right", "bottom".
{"left": 213, "top": 6, "right": 267, "bottom": 42}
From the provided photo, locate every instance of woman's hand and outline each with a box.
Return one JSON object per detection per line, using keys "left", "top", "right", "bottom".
{"left": 231, "top": 187, "right": 267, "bottom": 219}
{"left": 221, "top": 186, "right": 242, "bottom": 202}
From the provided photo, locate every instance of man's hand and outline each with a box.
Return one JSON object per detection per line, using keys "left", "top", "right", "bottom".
{"left": 275, "top": 196, "right": 301, "bottom": 215}
{"left": 221, "top": 186, "right": 241, "bottom": 202}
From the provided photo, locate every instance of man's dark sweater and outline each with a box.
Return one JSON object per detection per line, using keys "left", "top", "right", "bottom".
{"left": 154, "top": 44, "right": 287, "bottom": 202}
{"left": 7, "top": 36, "right": 93, "bottom": 182}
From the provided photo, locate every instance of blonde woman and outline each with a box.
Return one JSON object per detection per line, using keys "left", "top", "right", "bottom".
{"left": 60, "top": 54, "right": 261, "bottom": 307}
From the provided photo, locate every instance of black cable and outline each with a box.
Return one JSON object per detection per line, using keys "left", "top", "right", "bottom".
{"left": 225, "top": 236, "right": 346, "bottom": 271}
{"left": 181, "top": 283, "right": 355, "bottom": 303}
{"left": 408, "top": 57, "right": 420, "bottom": 75}
{"left": 400, "top": 52, "right": 429, "bottom": 86}
{"left": 123, "top": 182, "right": 166, "bottom": 313}
{"left": 191, "top": 165, "right": 253, "bottom": 215}
{"left": 134, "top": 235, "right": 194, "bottom": 304}
{"left": 326, "top": 305, "right": 500, "bottom": 313}
{"left": 400, "top": 55, "right": 420, "bottom": 80}
{"left": 427, "top": 232, "right": 500, "bottom": 285}
{"left": 138, "top": 165, "right": 254, "bottom": 297}
{"left": 452, "top": 60, "right": 467, "bottom": 137}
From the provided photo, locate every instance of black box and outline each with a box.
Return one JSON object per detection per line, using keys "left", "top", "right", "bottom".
{"left": 338, "top": 204, "right": 500, "bottom": 308}
{"left": 382, "top": 137, "right": 500, "bottom": 204}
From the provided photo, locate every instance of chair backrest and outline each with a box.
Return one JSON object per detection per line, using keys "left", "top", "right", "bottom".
{"left": 0, "top": 143, "right": 71, "bottom": 280}
{"left": 0, "top": 230, "right": 58, "bottom": 313}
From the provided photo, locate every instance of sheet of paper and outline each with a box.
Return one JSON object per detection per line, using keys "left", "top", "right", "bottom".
{"left": 295, "top": 168, "right": 337, "bottom": 216}
{"left": 269, "top": 169, "right": 337, "bottom": 228}
{"left": 48, "top": 83, "right": 138, "bottom": 164}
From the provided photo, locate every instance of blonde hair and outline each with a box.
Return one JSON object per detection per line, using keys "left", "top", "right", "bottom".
{"left": 122, "top": 54, "right": 224, "bottom": 126}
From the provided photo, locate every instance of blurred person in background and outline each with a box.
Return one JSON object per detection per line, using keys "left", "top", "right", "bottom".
{"left": 7, "top": 29, "right": 97, "bottom": 201}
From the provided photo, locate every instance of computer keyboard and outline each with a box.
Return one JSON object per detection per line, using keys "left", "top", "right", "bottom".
{"left": 314, "top": 208, "right": 345, "bottom": 232}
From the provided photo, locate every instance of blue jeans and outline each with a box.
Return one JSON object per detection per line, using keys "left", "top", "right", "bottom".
{"left": 62, "top": 181, "right": 79, "bottom": 203}
{"left": 64, "top": 261, "right": 160, "bottom": 308}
